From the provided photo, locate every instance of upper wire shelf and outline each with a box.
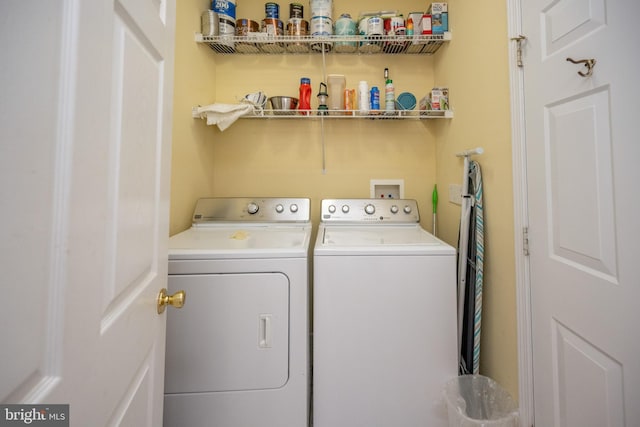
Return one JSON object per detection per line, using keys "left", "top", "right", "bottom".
{"left": 195, "top": 32, "right": 452, "bottom": 55}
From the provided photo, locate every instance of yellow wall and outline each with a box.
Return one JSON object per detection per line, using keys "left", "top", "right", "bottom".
{"left": 170, "top": 0, "right": 219, "bottom": 233}
{"left": 434, "top": 0, "right": 518, "bottom": 399}
{"left": 171, "top": 0, "right": 519, "bottom": 401}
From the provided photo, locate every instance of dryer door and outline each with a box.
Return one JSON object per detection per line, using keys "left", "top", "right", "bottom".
{"left": 165, "top": 273, "right": 289, "bottom": 393}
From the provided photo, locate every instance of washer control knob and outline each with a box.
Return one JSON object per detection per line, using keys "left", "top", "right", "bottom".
{"left": 247, "top": 202, "right": 259, "bottom": 215}
{"left": 341, "top": 205, "right": 350, "bottom": 214}
{"left": 275, "top": 204, "right": 284, "bottom": 213}
{"left": 328, "top": 204, "right": 337, "bottom": 214}
{"left": 290, "top": 204, "right": 299, "bottom": 213}
{"left": 390, "top": 205, "right": 399, "bottom": 214}
{"left": 364, "top": 204, "right": 376, "bottom": 215}
{"left": 403, "top": 205, "right": 412, "bottom": 214}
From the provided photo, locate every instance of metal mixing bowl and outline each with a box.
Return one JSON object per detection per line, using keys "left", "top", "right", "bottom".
{"left": 268, "top": 96, "right": 299, "bottom": 115}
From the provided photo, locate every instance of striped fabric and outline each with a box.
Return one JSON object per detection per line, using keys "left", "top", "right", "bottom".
{"left": 459, "top": 160, "right": 484, "bottom": 375}
{"left": 470, "top": 160, "right": 484, "bottom": 375}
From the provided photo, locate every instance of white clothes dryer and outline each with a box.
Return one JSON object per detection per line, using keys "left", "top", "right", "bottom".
{"left": 164, "top": 198, "right": 311, "bottom": 427}
{"left": 313, "top": 199, "right": 457, "bottom": 427}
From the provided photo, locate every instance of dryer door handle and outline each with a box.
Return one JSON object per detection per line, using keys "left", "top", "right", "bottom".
{"left": 259, "top": 314, "right": 273, "bottom": 348}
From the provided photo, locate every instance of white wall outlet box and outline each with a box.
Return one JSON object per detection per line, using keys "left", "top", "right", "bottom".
{"left": 370, "top": 179, "right": 405, "bottom": 199}
{"left": 449, "top": 184, "right": 462, "bottom": 205}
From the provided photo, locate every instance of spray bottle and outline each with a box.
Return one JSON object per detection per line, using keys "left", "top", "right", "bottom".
{"left": 384, "top": 67, "right": 395, "bottom": 113}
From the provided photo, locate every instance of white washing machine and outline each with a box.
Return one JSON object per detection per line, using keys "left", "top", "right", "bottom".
{"left": 164, "top": 198, "right": 311, "bottom": 427}
{"left": 313, "top": 199, "right": 457, "bottom": 427}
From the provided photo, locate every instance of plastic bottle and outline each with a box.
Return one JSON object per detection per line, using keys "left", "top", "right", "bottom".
{"left": 358, "top": 80, "right": 370, "bottom": 115}
{"left": 406, "top": 17, "right": 414, "bottom": 36}
{"left": 385, "top": 79, "right": 395, "bottom": 113}
{"left": 370, "top": 86, "right": 380, "bottom": 111}
{"left": 298, "top": 77, "right": 312, "bottom": 115}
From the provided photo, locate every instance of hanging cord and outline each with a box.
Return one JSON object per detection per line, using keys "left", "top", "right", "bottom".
{"left": 320, "top": 43, "right": 328, "bottom": 174}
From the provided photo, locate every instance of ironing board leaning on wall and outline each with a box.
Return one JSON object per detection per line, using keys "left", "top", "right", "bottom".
{"left": 456, "top": 149, "right": 484, "bottom": 375}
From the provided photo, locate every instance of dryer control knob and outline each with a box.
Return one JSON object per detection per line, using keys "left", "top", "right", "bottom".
{"left": 403, "top": 205, "right": 412, "bottom": 214}
{"left": 390, "top": 205, "right": 399, "bottom": 214}
{"left": 275, "top": 204, "right": 284, "bottom": 213}
{"left": 328, "top": 204, "right": 337, "bottom": 214}
{"left": 364, "top": 204, "right": 376, "bottom": 215}
{"left": 290, "top": 204, "right": 299, "bottom": 213}
{"left": 247, "top": 202, "right": 260, "bottom": 214}
{"left": 341, "top": 205, "right": 350, "bottom": 213}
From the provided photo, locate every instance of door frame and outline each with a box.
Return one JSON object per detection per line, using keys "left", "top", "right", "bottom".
{"left": 506, "top": 0, "right": 535, "bottom": 426}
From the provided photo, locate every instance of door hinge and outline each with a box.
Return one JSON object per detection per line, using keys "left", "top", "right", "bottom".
{"left": 510, "top": 35, "right": 526, "bottom": 67}
{"left": 523, "top": 226, "right": 530, "bottom": 256}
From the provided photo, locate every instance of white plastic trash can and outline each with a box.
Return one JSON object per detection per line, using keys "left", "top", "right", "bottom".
{"left": 443, "top": 375, "right": 519, "bottom": 427}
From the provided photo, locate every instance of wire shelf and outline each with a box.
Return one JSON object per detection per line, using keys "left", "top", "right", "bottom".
{"left": 241, "top": 108, "right": 453, "bottom": 119}
{"left": 195, "top": 32, "right": 451, "bottom": 55}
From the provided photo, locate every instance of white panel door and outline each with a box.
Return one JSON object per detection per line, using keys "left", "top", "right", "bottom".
{"left": 522, "top": 0, "right": 640, "bottom": 425}
{"left": 0, "top": 0, "right": 175, "bottom": 425}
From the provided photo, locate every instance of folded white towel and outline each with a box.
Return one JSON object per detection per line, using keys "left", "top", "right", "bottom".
{"left": 193, "top": 103, "right": 255, "bottom": 131}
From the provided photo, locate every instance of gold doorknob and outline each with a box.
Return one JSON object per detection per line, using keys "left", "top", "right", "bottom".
{"left": 157, "top": 288, "right": 186, "bottom": 314}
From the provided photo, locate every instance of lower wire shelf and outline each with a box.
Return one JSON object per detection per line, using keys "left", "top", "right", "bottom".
{"left": 242, "top": 109, "right": 453, "bottom": 119}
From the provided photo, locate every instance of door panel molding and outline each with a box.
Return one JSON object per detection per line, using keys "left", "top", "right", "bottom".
{"left": 507, "top": 0, "right": 535, "bottom": 425}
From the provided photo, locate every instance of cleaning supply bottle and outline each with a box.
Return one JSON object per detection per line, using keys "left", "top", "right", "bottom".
{"left": 298, "top": 77, "right": 311, "bottom": 115}
{"left": 385, "top": 78, "right": 395, "bottom": 113}
{"left": 358, "top": 80, "right": 370, "bottom": 115}
{"left": 384, "top": 68, "right": 395, "bottom": 113}
{"left": 406, "top": 16, "right": 414, "bottom": 37}
{"left": 370, "top": 86, "right": 380, "bottom": 112}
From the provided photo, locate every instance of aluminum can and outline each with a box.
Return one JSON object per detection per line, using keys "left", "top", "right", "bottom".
{"left": 384, "top": 16, "right": 405, "bottom": 36}
{"left": 286, "top": 17, "right": 310, "bottom": 52}
{"left": 262, "top": 18, "right": 284, "bottom": 36}
{"left": 367, "top": 16, "right": 383, "bottom": 35}
{"left": 212, "top": 0, "right": 236, "bottom": 52}
{"left": 265, "top": 2, "right": 280, "bottom": 19}
{"left": 290, "top": 3, "right": 304, "bottom": 18}
{"left": 201, "top": 10, "right": 219, "bottom": 37}
{"left": 236, "top": 19, "right": 260, "bottom": 36}
{"left": 212, "top": 0, "right": 236, "bottom": 19}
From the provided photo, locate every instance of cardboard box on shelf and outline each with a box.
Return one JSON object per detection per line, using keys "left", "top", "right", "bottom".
{"left": 428, "top": 2, "right": 448, "bottom": 13}
{"left": 427, "top": 3, "right": 448, "bottom": 33}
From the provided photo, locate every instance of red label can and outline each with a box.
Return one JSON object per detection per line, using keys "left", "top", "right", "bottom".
{"left": 421, "top": 14, "right": 432, "bottom": 34}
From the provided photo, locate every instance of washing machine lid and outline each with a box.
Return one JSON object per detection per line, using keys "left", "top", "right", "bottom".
{"left": 316, "top": 224, "right": 455, "bottom": 256}
{"left": 169, "top": 224, "right": 312, "bottom": 259}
